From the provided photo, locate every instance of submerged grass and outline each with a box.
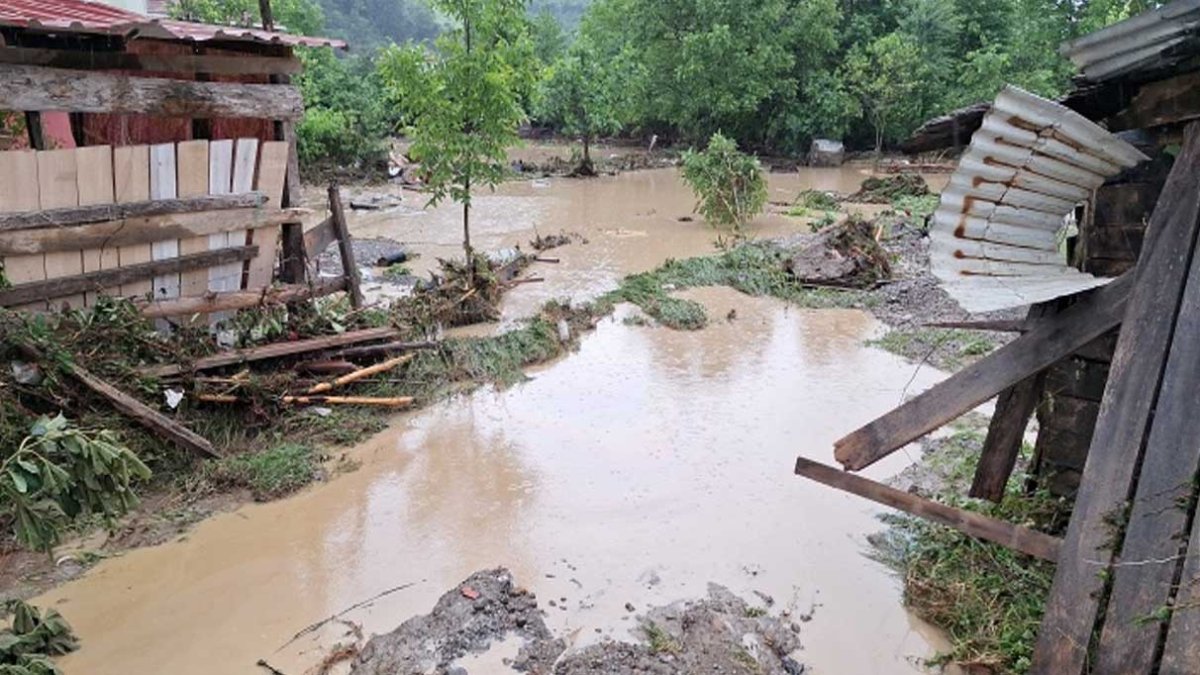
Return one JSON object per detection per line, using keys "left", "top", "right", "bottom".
{"left": 868, "top": 327, "right": 999, "bottom": 371}
{"left": 872, "top": 426, "right": 1068, "bottom": 673}
{"left": 606, "top": 241, "right": 872, "bottom": 328}
{"left": 201, "top": 442, "right": 324, "bottom": 501}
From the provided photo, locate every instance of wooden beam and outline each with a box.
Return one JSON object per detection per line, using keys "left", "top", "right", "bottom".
{"left": 1109, "top": 70, "right": 1200, "bottom": 132}
{"left": 969, "top": 304, "right": 1057, "bottom": 502}
{"left": 1161, "top": 483, "right": 1200, "bottom": 671}
{"left": 834, "top": 273, "right": 1133, "bottom": 472}
{"left": 23, "top": 111, "right": 44, "bottom": 149}
{"left": 0, "top": 245, "right": 258, "bottom": 307}
{"left": 139, "top": 277, "right": 346, "bottom": 318}
{"left": 303, "top": 217, "right": 336, "bottom": 257}
{"left": 9, "top": 340, "right": 218, "bottom": 459}
{"left": 328, "top": 186, "right": 363, "bottom": 308}
{"left": 141, "top": 326, "right": 402, "bottom": 378}
{"left": 0, "top": 45, "right": 301, "bottom": 76}
{"left": 795, "top": 457, "right": 1061, "bottom": 561}
{"left": 280, "top": 221, "right": 306, "bottom": 284}
{"left": 0, "top": 207, "right": 307, "bottom": 256}
{"left": 0, "top": 191, "right": 267, "bottom": 232}
{"left": 1031, "top": 122, "right": 1200, "bottom": 675}
{"left": 924, "top": 319, "right": 1029, "bottom": 332}
{"left": 329, "top": 340, "right": 440, "bottom": 360}
{"left": 0, "top": 64, "right": 303, "bottom": 120}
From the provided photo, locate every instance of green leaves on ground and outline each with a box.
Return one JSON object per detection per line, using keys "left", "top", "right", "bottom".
{"left": 0, "top": 600, "right": 78, "bottom": 675}
{"left": 681, "top": 133, "right": 767, "bottom": 233}
{"left": 1, "top": 415, "right": 150, "bottom": 552}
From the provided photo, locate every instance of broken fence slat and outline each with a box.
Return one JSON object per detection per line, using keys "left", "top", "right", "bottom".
{"left": 0, "top": 245, "right": 258, "bottom": 307}
{"left": 794, "top": 457, "right": 1061, "bottom": 561}
{"left": 0, "top": 186, "right": 268, "bottom": 232}
{"left": 143, "top": 326, "right": 402, "bottom": 378}
{"left": 328, "top": 186, "right": 364, "bottom": 309}
{"left": 834, "top": 272, "right": 1133, "bottom": 472}
{"left": 1031, "top": 122, "right": 1200, "bottom": 675}
{"left": 302, "top": 216, "right": 336, "bottom": 258}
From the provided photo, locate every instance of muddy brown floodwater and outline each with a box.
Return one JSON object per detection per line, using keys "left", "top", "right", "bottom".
{"left": 36, "top": 166, "right": 958, "bottom": 674}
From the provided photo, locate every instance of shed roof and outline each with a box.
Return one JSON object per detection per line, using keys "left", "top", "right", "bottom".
{"left": 1061, "top": 0, "right": 1200, "bottom": 82}
{"left": 0, "top": 0, "right": 347, "bottom": 49}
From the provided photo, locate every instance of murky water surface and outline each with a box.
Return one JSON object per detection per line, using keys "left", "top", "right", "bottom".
{"left": 36, "top": 166, "right": 956, "bottom": 674}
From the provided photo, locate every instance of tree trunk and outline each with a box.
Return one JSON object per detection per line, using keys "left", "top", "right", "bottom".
{"left": 462, "top": 175, "right": 473, "bottom": 287}
{"left": 583, "top": 135, "right": 591, "bottom": 164}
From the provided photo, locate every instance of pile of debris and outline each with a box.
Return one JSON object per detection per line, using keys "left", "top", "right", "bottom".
{"left": 848, "top": 174, "right": 930, "bottom": 203}
{"left": 350, "top": 569, "right": 805, "bottom": 675}
{"left": 784, "top": 217, "right": 892, "bottom": 288}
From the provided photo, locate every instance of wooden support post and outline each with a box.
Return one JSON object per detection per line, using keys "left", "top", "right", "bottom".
{"left": 24, "top": 111, "right": 44, "bottom": 150}
{"left": 280, "top": 221, "right": 307, "bottom": 284}
{"left": 1031, "top": 122, "right": 1200, "bottom": 675}
{"left": 969, "top": 303, "right": 1056, "bottom": 502}
{"left": 834, "top": 272, "right": 1133, "bottom": 472}
{"left": 328, "top": 185, "right": 363, "bottom": 308}
{"left": 795, "top": 457, "right": 1061, "bottom": 561}
{"left": 140, "top": 326, "right": 402, "bottom": 378}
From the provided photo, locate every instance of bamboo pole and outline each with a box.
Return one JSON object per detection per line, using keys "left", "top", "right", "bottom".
{"left": 306, "top": 353, "right": 415, "bottom": 394}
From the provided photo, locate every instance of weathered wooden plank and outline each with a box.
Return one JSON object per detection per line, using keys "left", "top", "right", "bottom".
{"left": 1109, "top": 70, "right": 1200, "bottom": 131}
{"left": 795, "top": 457, "right": 1061, "bottom": 561}
{"left": 37, "top": 149, "right": 83, "bottom": 310}
{"left": 140, "top": 323, "right": 397, "bottom": 378}
{"left": 113, "top": 145, "right": 152, "bottom": 297}
{"left": 0, "top": 46, "right": 302, "bottom": 76}
{"left": 176, "top": 140, "right": 211, "bottom": 298}
{"left": 206, "top": 140, "right": 240, "bottom": 314}
{"left": 1160, "top": 488, "right": 1200, "bottom": 671}
{"left": 0, "top": 64, "right": 304, "bottom": 120}
{"left": 834, "top": 273, "right": 1133, "bottom": 472}
{"left": 1094, "top": 221, "right": 1200, "bottom": 672}
{"left": 139, "top": 277, "right": 347, "bottom": 318}
{"left": 280, "top": 221, "right": 306, "bottom": 283}
{"left": 247, "top": 140, "right": 287, "bottom": 289}
{"left": 0, "top": 150, "right": 44, "bottom": 311}
{"left": 75, "top": 145, "right": 117, "bottom": 305}
{"left": 0, "top": 246, "right": 258, "bottom": 307}
{"left": 328, "top": 186, "right": 363, "bottom": 308}
{"left": 0, "top": 207, "right": 308, "bottom": 256}
{"left": 149, "top": 143, "right": 179, "bottom": 303}
{"left": 0, "top": 191, "right": 268, "bottom": 232}
{"left": 1031, "top": 123, "right": 1200, "bottom": 675}
{"left": 303, "top": 217, "right": 336, "bottom": 257}
{"left": 1043, "top": 357, "right": 1110, "bottom": 403}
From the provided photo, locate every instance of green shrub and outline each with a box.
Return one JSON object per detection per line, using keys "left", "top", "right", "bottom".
{"left": 681, "top": 133, "right": 767, "bottom": 233}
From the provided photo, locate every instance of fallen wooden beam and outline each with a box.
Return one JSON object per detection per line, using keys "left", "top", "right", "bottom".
{"left": 0, "top": 245, "right": 258, "bottom": 307}
{"left": 306, "top": 353, "right": 414, "bottom": 394}
{"left": 10, "top": 340, "right": 218, "bottom": 459}
{"left": 0, "top": 46, "right": 302, "bottom": 77}
{"left": 0, "top": 64, "right": 304, "bottom": 120}
{"left": 834, "top": 272, "right": 1133, "bottom": 472}
{"left": 0, "top": 192, "right": 267, "bottom": 232}
{"left": 1031, "top": 122, "right": 1200, "bottom": 675}
{"left": 0, "top": 207, "right": 308, "bottom": 256}
{"left": 327, "top": 186, "right": 364, "bottom": 308}
{"left": 139, "top": 278, "right": 347, "bottom": 319}
{"left": 795, "top": 456, "right": 1061, "bottom": 561}
{"left": 924, "top": 319, "right": 1029, "bottom": 332}
{"left": 295, "top": 360, "right": 359, "bottom": 376}
{"left": 142, "top": 326, "right": 402, "bottom": 378}
{"left": 329, "top": 340, "right": 440, "bottom": 360}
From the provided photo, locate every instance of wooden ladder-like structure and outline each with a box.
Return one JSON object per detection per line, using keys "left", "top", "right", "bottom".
{"left": 797, "top": 122, "right": 1200, "bottom": 673}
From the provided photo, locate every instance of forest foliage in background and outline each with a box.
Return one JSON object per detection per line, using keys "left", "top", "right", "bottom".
{"left": 174, "top": 0, "right": 1159, "bottom": 166}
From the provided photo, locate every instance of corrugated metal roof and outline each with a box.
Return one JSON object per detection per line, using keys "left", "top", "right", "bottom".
{"left": 0, "top": 0, "right": 346, "bottom": 48}
{"left": 1061, "top": 0, "right": 1200, "bottom": 82}
{"left": 929, "top": 85, "right": 1147, "bottom": 314}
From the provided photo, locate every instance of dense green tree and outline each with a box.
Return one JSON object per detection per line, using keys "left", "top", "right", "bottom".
{"left": 530, "top": 9, "right": 569, "bottom": 63}
{"left": 535, "top": 39, "right": 634, "bottom": 168}
{"left": 379, "top": 0, "right": 538, "bottom": 272}
{"left": 842, "top": 31, "right": 926, "bottom": 153}
{"left": 172, "top": 0, "right": 325, "bottom": 35}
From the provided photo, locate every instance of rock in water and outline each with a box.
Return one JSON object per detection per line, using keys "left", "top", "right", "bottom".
{"left": 808, "top": 139, "right": 845, "bottom": 167}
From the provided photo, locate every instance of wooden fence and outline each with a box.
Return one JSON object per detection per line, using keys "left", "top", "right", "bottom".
{"left": 0, "top": 139, "right": 303, "bottom": 314}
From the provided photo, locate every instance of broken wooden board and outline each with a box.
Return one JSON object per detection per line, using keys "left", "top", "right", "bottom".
{"left": 113, "top": 145, "right": 153, "bottom": 298}
{"left": 247, "top": 140, "right": 286, "bottom": 289}
{"left": 834, "top": 272, "right": 1133, "bottom": 472}
{"left": 328, "top": 185, "right": 363, "bottom": 308}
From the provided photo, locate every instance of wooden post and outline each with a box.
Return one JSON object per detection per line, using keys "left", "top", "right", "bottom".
{"left": 328, "top": 185, "right": 363, "bottom": 308}
{"left": 969, "top": 303, "right": 1056, "bottom": 502}
{"left": 24, "top": 112, "right": 45, "bottom": 150}
{"left": 280, "top": 221, "right": 307, "bottom": 284}
{"left": 1031, "top": 122, "right": 1200, "bottom": 675}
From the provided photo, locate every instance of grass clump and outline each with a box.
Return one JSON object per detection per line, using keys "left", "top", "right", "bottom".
{"left": 202, "top": 442, "right": 323, "bottom": 501}
{"left": 795, "top": 189, "right": 840, "bottom": 211}
{"left": 872, "top": 426, "right": 1068, "bottom": 673}
{"left": 642, "top": 621, "right": 680, "bottom": 654}
{"left": 869, "top": 327, "right": 998, "bottom": 371}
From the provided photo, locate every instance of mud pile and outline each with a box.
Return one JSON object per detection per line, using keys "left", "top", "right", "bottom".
{"left": 784, "top": 218, "right": 892, "bottom": 288}
{"left": 351, "top": 569, "right": 805, "bottom": 675}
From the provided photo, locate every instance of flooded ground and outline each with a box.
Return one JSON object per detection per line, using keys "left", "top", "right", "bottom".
{"left": 34, "top": 162, "right": 961, "bottom": 674}
{"left": 328, "top": 163, "right": 946, "bottom": 322}
{"left": 35, "top": 289, "right": 951, "bottom": 674}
